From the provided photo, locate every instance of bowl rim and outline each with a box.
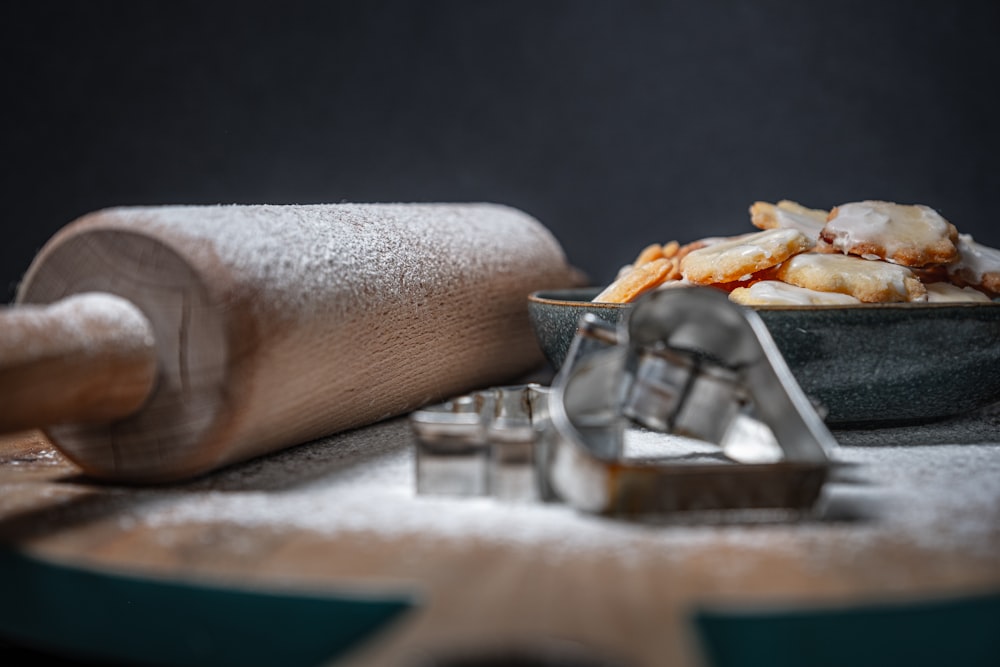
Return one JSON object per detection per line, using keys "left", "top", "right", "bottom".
{"left": 529, "top": 286, "right": 1000, "bottom": 312}
{"left": 528, "top": 287, "right": 626, "bottom": 309}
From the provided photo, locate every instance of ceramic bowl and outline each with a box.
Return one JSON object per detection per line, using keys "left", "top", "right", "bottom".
{"left": 528, "top": 287, "right": 1000, "bottom": 425}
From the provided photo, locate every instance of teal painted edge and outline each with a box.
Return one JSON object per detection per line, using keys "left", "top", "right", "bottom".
{"left": 0, "top": 546, "right": 416, "bottom": 667}
{"left": 694, "top": 591, "right": 1000, "bottom": 667}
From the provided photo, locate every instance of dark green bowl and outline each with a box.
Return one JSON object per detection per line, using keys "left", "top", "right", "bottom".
{"left": 528, "top": 287, "right": 1000, "bottom": 425}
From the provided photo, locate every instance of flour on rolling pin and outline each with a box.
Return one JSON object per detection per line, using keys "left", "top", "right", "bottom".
{"left": 124, "top": 203, "right": 564, "bottom": 317}
{"left": 0, "top": 293, "right": 158, "bottom": 434}
{"left": 12, "top": 203, "right": 578, "bottom": 482}
{"left": 0, "top": 292, "right": 154, "bottom": 360}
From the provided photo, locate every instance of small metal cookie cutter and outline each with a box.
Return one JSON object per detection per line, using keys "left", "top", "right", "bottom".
{"left": 411, "top": 384, "right": 549, "bottom": 501}
{"left": 411, "top": 286, "right": 837, "bottom": 516}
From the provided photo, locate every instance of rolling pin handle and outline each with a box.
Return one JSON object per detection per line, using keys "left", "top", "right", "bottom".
{"left": 0, "top": 292, "right": 158, "bottom": 434}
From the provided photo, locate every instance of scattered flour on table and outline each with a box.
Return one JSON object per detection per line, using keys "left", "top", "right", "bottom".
{"left": 134, "top": 418, "right": 1000, "bottom": 563}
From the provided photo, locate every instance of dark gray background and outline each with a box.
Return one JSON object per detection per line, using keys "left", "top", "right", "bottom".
{"left": 2, "top": 1, "right": 998, "bottom": 303}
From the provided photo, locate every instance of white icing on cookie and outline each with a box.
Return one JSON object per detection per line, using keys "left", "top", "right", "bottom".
{"left": 924, "top": 281, "right": 991, "bottom": 303}
{"left": 729, "top": 280, "right": 862, "bottom": 306}
{"left": 822, "top": 201, "right": 957, "bottom": 266}
{"left": 949, "top": 234, "right": 1000, "bottom": 285}
{"left": 681, "top": 228, "right": 813, "bottom": 284}
{"left": 776, "top": 252, "right": 928, "bottom": 303}
{"left": 773, "top": 208, "right": 825, "bottom": 239}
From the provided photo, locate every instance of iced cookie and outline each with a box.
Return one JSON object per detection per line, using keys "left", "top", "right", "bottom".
{"left": 775, "top": 252, "right": 927, "bottom": 303}
{"left": 680, "top": 228, "right": 813, "bottom": 285}
{"left": 729, "top": 280, "right": 862, "bottom": 306}
{"left": 947, "top": 234, "right": 1000, "bottom": 296}
{"left": 593, "top": 257, "right": 674, "bottom": 303}
{"left": 924, "top": 281, "right": 992, "bottom": 303}
{"left": 821, "top": 201, "right": 959, "bottom": 267}
{"left": 750, "top": 200, "right": 828, "bottom": 239}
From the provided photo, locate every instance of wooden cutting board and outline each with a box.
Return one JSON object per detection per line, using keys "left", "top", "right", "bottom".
{"left": 2, "top": 405, "right": 1000, "bottom": 667}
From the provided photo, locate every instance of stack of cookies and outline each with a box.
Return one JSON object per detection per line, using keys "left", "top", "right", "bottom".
{"left": 594, "top": 200, "right": 1000, "bottom": 306}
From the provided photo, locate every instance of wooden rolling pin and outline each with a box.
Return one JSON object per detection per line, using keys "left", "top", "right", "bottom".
{"left": 0, "top": 203, "right": 578, "bottom": 482}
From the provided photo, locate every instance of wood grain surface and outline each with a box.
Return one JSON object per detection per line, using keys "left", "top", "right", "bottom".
{"left": 2, "top": 402, "right": 999, "bottom": 667}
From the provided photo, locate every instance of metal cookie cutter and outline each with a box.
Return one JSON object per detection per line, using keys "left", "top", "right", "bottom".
{"left": 412, "top": 286, "right": 837, "bottom": 516}
{"left": 411, "top": 384, "right": 549, "bottom": 501}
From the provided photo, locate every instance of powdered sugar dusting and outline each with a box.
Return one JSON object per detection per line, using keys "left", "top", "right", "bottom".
{"left": 132, "top": 407, "right": 1000, "bottom": 563}
{"left": 0, "top": 292, "right": 154, "bottom": 360}
{"left": 100, "top": 203, "right": 568, "bottom": 317}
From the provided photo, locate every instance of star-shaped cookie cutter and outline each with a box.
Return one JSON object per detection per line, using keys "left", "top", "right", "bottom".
{"left": 411, "top": 286, "right": 836, "bottom": 516}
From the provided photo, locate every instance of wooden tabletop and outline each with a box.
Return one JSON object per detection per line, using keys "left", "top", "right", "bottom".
{"left": 2, "top": 404, "right": 999, "bottom": 667}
